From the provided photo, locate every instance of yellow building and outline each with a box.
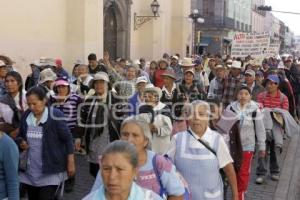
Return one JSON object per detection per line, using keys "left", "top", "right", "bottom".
{"left": 0, "top": 0, "right": 191, "bottom": 73}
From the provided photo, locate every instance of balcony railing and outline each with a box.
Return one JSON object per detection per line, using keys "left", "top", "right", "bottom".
{"left": 198, "top": 17, "right": 251, "bottom": 32}
{"left": 198, "top": 17, "right": 235, "bottom": 30}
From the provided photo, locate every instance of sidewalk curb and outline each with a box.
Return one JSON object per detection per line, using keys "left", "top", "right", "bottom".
{"left": 274, "top": 133, "right": 300, "bottom": 200}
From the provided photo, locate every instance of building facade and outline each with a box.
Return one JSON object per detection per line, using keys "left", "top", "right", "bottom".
{"left": 264, "top": 12, "right": 281, "bottom": 43}
{"left": 284, "top": 27, "right": 294, "bottom": 52}
{"left": 193, "top": 0, "right": 252, "bottom": 55}
{"left": 251, "top": 0, "right": 266, "bottom": 33}
{"left": 0, "top": 0, "right": 191, "bottom": 74}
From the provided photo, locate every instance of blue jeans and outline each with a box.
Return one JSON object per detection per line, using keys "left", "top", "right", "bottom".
{"left": 256, "top": 139, "right": 281, "bottom": 176}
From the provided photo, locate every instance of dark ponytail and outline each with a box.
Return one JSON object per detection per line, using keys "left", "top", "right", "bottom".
{"left": 5, "top": 71, "right": 24, "bottom": 111}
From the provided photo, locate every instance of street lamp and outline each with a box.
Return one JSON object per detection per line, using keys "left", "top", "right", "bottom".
{"left": 189, "top": 9, "right": 204, "bottom": 55}
{"left": 134, "top": 0, "right": 160, "bottom": 30}
{"left": 150, "top": 0, "right": 160, "bottom": 17}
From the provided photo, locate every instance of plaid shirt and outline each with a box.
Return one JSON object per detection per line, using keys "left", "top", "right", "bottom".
{"left": 222, "top": 74, "right": 244, "bottom": 106}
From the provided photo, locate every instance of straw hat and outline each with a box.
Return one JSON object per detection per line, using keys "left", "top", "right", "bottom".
{"left": 181, "top": 57, "right": 195, "bottom": 67}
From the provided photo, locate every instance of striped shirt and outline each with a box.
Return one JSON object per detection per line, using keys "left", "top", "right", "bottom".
{"left": 50, "top": 94, "right": 83, "bottom": 130}
{"left": 257, "top": 91, "right": 289, "bottom": 110}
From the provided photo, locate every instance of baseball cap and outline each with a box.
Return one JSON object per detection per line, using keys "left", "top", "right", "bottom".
{"left": 266, "top": 75, "right": 280, "bottom": 84}
{"left": 136, "top": 76, "right": 148, "bottom": 84}
{"left": 245, "top": 69, "right": 255, "bottom": 77}
{"left": 55, "top": 79, "right": 69, "bottom": 87}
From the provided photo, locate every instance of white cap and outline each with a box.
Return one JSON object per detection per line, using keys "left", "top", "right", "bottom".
{"left": 133, "top": 59, "right": 141, "bottom": 65}
{"left": 136, "top": 76, "right": 148, "bottom": 84}
{"left": 93, "top": 72, "right": 109, "bottom": 82}
{"left": 231, "top": 60, "right": 242, "bottom": 69}
{"left": 171, "top": 55, "right": 179, "bottom": 60}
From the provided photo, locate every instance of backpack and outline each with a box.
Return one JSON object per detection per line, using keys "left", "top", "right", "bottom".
{"left": 152, "top": 154, "right": 191, "bottom": 200}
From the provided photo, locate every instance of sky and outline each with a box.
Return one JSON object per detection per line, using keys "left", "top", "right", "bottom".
{"left": 265, "top": 0, "right": 300, "bottom": 35}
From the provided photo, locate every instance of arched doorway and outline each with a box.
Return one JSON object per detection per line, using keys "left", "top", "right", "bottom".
{"left": 104, "top": 5, "right": 117, "bottom": 60}
{"left": 104, "top": 0, "right": 131, "bottom": 59}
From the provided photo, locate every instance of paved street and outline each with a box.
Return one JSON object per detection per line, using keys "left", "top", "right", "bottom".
{"left": 64, "top": 138, "right": 292, "bottom": 200}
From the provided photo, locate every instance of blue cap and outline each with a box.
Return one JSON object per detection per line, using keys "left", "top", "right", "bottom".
{"left": 267, "top": 75, "right": 280, "bottom": 84}
{"left": 194, "top": 59, "right": 202, "bottom": 65}
{"left": 255, "top": 70, "right": 264, "bottom": 77}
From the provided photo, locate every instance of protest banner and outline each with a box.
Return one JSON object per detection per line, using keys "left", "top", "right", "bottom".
{"left": 231, "top": 32, "right": 270, "bottom": 59}
{"left": 266, "top": 43, "right": 281, "bottom": 58}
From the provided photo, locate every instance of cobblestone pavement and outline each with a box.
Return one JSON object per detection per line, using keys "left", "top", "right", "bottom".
{"left": 64, "top": 139, "right": 290, "bottom": 200}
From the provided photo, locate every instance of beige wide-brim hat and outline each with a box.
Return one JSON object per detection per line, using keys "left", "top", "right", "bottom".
{"left": 144, "top": 84, "right": 162, "bottom": 99}
{"left": 161, "top": 70, "right": 177, "bottom": 80}
{"left": 89, "top": 72, "right": 109, "bottom": 87}
{"left": 39, "top": 68, "right": 57, "bottom": 84}
{"left": 180, "top": 57, "right": 195, "bottom": 67}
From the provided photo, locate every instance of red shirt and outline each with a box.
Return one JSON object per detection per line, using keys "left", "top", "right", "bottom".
{"left": 257, "top": 90, "right": 289, "bottom": 111}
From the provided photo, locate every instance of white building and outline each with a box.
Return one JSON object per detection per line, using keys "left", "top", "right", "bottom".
{"left": 295, "top": 36, "right": 300, "bottom": 45}
{"left": 284, "top": 27, "right": 294, "bottom": 48}
{"left": 251, "top": 0, "right": 265, "bottom": 33}
{"left": 0, "top": 0, "right": 192, "bottom": 74}
{"left": 264, "top": 12, "right": 280, "bottom": 42}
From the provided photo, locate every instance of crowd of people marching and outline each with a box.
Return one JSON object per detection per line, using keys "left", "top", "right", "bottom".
{"left": 0, "top": 52, "right": 300, "bottom": 200}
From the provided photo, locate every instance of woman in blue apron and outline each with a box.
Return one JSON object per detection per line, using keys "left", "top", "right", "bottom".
{"left": 17, "top": 86, "right": 75, "bottom": 200}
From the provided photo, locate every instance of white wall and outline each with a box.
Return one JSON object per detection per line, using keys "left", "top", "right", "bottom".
{"left": 252, "top": 12, "right": 265, "bottom": 33}
{"left": 0, "top": 0, "right": 67, "bottom": 76}
{"left": 1, "top": 0, "right": 190, "bottom": 76}
{"left": 0, "top": 0, "right": 103, "bottom": 76}
{"left": 130, "top": 0, "right": 191, "bottom": 61}
{"left": 170, "top": 0, "right": 192, "bottom": 58}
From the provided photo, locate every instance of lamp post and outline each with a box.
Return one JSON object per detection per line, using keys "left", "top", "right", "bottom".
{"left": 134, "top": 0, "right": 160, "bottom": 30}
{"left": 189, "top": 9, "right": 204, "bottom": 56}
